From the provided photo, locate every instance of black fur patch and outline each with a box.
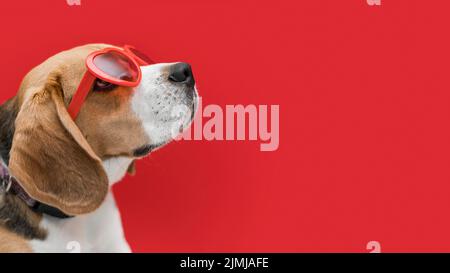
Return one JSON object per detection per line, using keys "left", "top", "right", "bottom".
{"left": 0, "top": 98, "right": 18, "bottom": 164}
{"left": 133, "top": 144, "right": 155, "bottom": 157}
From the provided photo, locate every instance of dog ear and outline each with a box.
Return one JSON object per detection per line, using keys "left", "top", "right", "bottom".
{"left": 8, "top": 74, "right": 108, "bottom": 216}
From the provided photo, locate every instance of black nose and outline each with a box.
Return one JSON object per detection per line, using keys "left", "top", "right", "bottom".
{"left": 168, "top": 63, "right": 195, "bottom": 87}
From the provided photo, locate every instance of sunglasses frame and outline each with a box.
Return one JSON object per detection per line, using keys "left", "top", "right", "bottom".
{"left": 68, "top": 46, "right": 148, "bottom": 119}
{"left": 123, "top": 44, "right": 153, "bottom": 66}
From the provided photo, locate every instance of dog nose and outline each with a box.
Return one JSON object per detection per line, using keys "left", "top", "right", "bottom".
{"left": 168, "top": 63, "right": 195, "bottom": 87}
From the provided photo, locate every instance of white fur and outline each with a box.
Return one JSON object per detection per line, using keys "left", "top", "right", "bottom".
{"left": 103, "top": 157, "right": 133, "bottom": 186}
{"left": 30, "top": 63, "right": 197, "bottom": 253}
{"left": 132, "top": 64, "right": 197, "bottom": 147}
{"left": 30, "top": 191, "right": 130, "bottom": 253}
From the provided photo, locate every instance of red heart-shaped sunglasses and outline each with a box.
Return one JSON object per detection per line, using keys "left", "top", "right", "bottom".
{"left": 67, "top": 45, "right": 153, "bottom": 119}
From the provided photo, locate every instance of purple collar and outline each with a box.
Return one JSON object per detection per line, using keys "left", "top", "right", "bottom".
{"left": 0, "top": 161, "right": 72, "bottom": 218}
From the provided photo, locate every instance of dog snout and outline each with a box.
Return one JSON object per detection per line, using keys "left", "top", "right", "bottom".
{"left": 168, "top": 63, "right": 195, "bottom": 87}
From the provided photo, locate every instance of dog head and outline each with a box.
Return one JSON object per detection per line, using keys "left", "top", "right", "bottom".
{"left": 5, "top": 44, "right": 198, "bottom": 215}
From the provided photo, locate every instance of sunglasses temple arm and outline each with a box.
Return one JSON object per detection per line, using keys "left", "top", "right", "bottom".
{"left": 138, "top": 60, "right": 149, "bottom": 66}
{"left": 67, "top": 72, "right": 96, "bottom": 120}
{"left": 136, "top": 56, "right": 152, "bottom": 66}
{"left": 123, "top": 46, "right": 152, "bottom": 65}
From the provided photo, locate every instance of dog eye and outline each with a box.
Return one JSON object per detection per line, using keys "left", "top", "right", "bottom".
{"left": 93, "top": 79, "right": 117, "bottom": 91}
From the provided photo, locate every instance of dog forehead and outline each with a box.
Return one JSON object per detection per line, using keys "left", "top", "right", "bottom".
{"left": 17, "top": 44, "right": 116, "bottom": 104}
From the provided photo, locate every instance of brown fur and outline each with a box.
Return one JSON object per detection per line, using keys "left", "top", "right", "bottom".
{"left": 127, "top": 161, "right": 137, "bottom": 176}
{"left": 76, "top": 85, "right": 150, "bottom": 158}
{"left": 9, "top": 79, "right": 109, "bottom": 216}
{"left": 0, "top": 226, "right": 31, "bottom": 253}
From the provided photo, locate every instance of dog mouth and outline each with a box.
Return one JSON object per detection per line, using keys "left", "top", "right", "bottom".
{"left": 132, "top": 141, "right": 170, "bottom": 157}
{"left": 133, "top": 144, "right": 157, "bottom": 157}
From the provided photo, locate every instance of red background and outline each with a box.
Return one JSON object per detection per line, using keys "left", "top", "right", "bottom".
{"left": 1, "top": 0, "right": 450, "bottom": 252}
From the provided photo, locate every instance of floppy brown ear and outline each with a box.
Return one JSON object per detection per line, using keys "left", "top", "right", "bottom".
{"left": 8, "top": 75, "right": 108, "bottom": 216}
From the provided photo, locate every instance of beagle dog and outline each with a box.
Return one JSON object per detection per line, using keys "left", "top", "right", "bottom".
{"left": 0, "top": 44, "right": 198, "bottom": 252}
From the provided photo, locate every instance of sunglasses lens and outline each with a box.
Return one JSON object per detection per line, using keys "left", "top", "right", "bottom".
{"left": 128, "top": 47, "right": 153, "bottom": 64}
{"left": 93, "top": 51, "right": 139, "bottom": 82}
